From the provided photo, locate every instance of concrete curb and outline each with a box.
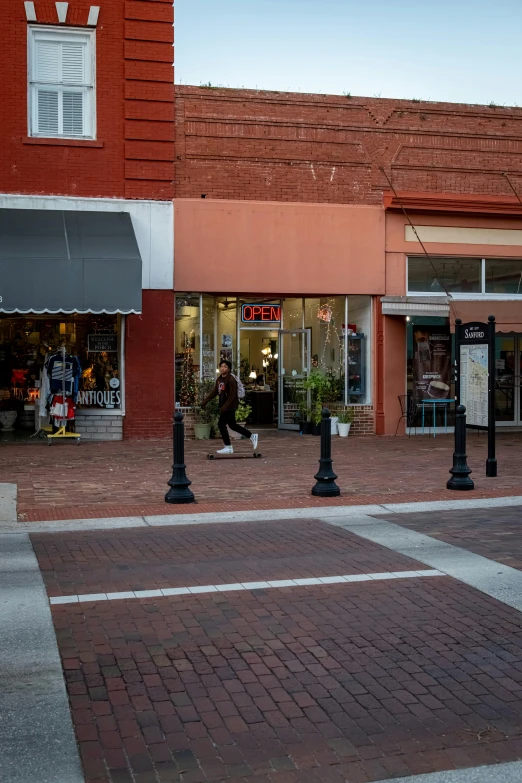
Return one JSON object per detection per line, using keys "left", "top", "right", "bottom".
{"left": 1, "top": 494, "right": 522, "bottom": 533}
{"left": 374, "top": 760, "right": 522, "bottom": 782}
{"left": 0, "top": 483, "right": 17, "bottom": 523}
{"left": 0, "top": 534, "right": 83, "bottom": 783}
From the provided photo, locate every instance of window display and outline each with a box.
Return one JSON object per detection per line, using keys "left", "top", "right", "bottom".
{"left": 0, "top": 315, "right": 122, "bottom": 420}
{"left": 174, "top": 294, "right": 372, "bottom": 410}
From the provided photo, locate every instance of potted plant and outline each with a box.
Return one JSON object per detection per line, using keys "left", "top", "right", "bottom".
{"left": 0, "top": 396, "right": 21, "bottom": 432}
{"left": 229, "top": 400, "right": 252, "bottom": 439}
{"left": 337, "top": 408, "right": 354, "bottom": 437}
{"left": 298, "top": 405, "right": 312, "bottom": 434}
{"left": 311, "top": 405, "right": 322, "bottom": 435}
{"left": 194, "top": 381, "right": 220, "bottom": 439}
{"left": 193, "top": 407, "right": 212, "bottom": 439}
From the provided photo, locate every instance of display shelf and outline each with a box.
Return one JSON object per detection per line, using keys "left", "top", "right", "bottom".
{"left": 348, "top": 334, "right": 365, "bottom": 397}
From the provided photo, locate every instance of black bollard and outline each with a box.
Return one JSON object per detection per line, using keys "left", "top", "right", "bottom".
{"left": 165, "top": 411, "right": 195, "bottom": 504}
{"left": 312, "top": 408, "right": 341, "bottom": 497}
{"left": 447, "top": 404, "right": 474, "bottom": 491}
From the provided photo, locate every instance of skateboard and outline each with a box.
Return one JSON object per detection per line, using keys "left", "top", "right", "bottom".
{"left": 207, "top": 452, "right": 262, "bottom": 460}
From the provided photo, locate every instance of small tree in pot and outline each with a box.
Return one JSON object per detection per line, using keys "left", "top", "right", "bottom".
{"left": 337, "top": 408, "right": 354, "bottom": 437}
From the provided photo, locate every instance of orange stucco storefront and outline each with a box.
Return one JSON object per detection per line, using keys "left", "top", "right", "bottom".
{"left": 382, "top": 202, "right": 522, "bottom": 434}
{"left": 174, "top": 199, "right": 384, "bottom": 434}
{"left": 173, "top": 197, "right": 522, "bottom": 435}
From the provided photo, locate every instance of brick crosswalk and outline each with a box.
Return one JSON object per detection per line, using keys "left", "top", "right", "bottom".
{"left": 31, "top": 514, "right": 522, "bottom": 782}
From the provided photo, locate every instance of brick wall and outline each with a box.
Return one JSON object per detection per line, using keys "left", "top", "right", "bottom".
{"left": 281, "top": 404, "right": 375, "bottom": 436}
{"left": 175, "top": 86, "right": 522, "bottom": 204}
{"left": 76, "top": 412, "right": 123, "bottom": 441}
{"left": 0, "top": 0, "right": 174, "bottom": 200}
{"left": 124, "top": 290, "right": 174, "bottom": 439}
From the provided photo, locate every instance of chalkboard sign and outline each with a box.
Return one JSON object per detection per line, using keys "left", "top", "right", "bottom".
{"left": 87, "top": 334, "right": 118, "bottom": 353}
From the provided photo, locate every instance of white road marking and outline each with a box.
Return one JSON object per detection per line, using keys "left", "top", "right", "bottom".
{"left": 49, "top": 570, "right": 446, "bottom": 605}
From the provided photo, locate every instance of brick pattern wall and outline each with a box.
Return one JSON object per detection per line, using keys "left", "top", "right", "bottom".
{"left": 124, "top": 290, "right": 174, "bottom": 439}
{"left": 178, "top": 407, "right": 196, "bottom": 439}
{"left": 75, "top": 412, "right": 123, "bottom": 441}
{"left": 175, "top": 86, "right": 522, "bottom": 203}
{"left": 0, "top": 0, "right": 174, "bottom": 200}
{"left": 347, "top": 406, "right": 375, "bottom": 436}
{"left": 282, "top": 404, "right": 375, "bottom": 436}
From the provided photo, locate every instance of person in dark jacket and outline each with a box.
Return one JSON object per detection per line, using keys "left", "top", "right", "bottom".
{"left": 202, "top": 360, "right": 258, "bottom": 454}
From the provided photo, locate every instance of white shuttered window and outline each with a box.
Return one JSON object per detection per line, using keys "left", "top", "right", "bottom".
{"left": 29, "top": 28, "right": 95, "bottom": 139}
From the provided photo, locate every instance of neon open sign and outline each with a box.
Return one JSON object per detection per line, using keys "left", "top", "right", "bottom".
{"left": 241, "top": 304, "right": 281, "bottom": 323}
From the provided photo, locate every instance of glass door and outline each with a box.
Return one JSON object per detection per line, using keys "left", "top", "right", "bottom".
{"left": 278, "top": 329, "right": 311, "bottom": 430}
{"left": 495, "top": 334, "right": 522, "bottom": 427}
{"left": 518, "top": 335, "right": 522, "bottom": 427}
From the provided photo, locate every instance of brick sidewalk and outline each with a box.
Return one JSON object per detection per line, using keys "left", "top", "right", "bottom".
{"left": 3, "top": 430, "right": 522, "bottom": 522}
{"left": 37, "top": 519, "right": 522, "bottom": 783}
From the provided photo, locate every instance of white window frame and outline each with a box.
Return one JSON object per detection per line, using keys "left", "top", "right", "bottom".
{"left": 28, "top": 25, "right": 96, "bottom": 140}
{"left": 406, "top": 256, "right": 522, "bottom": 300}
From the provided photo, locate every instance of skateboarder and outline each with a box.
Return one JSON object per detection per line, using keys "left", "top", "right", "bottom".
{"left": 201, "top": 360, "right": 258, "bottom": 455}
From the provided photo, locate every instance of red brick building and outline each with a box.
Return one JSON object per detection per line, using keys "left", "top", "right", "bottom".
{"left": 0, "top": 0, "right": 175, "bottom": 440}
{"left": 174, "top": 86, "right": 522, "bottom": 434}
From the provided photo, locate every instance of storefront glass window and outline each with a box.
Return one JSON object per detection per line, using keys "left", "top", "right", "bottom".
{"left": 347, "top": 296, "right": 371, "bottom": 404}
{"left": 485, "top": 259, "right": 522, "bottom": 294}
{"left": 408, "top": 257, "right": 481, "bottom": 294}
{"left": 0, "top": 314, "right": 122, "bottom": 412}
{"left": 201, "top": 296, "right": 216, "bottom": 382}
{"left": 175, "top": 295, "right": 200, "bottom": 405}
{"left": 282, "top": 298, "right": 304, "bottom": 331}
{"left": 172, "top": 294, "right": 372, "bottom": 411}
{"left": 304, "top": 297, "right": 345, "bottom": 402}
{"left": 406, "top": 316, "right": 454, "bottom": 426}
{"left": 216, "top": 296, "right": 237, "bottom": 368}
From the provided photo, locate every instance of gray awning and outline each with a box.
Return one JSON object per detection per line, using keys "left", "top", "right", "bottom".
{"left": 0, "top": 209, "right": 142, "bottom": 314}
{"left": 380, "top": 296, "right": 450, "bottom": 318}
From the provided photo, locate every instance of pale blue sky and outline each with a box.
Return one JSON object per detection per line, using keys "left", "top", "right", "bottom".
{"left": 175, "top": 0, "right": 521, "bottom": 106}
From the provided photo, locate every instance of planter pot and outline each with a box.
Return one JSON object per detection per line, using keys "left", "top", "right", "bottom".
{"left": 193, "top": 423, "right": 211, "bottom": 440}
{"left": 338, "top": 422, "right": 351, "bottom": 437}
{"left": 229, "top": 423, "right": 246, "bottom": 440}
{"left": 299, "top": 421, "right": 312, "bottom": 435}
{"left": 330, "top": 416, "right": 339, "bottom": 436}
{"left": 0, "top": 411, "right": 17, "bottom": 431}
{"left": 312, "top": 424, "right": 321, "bottom": 436}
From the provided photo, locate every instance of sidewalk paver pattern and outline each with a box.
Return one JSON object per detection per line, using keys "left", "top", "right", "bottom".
{"left": 4, "top": 431, "right": 522, "bottom": 521}
{"left": 32, "top": 518, "right": 522, "bottom": 782}
{"left": 382, "top": 506, "right": 522, "bottom": 571}
{"left": 31, "top": 520, "right": 428, "bottom": 598}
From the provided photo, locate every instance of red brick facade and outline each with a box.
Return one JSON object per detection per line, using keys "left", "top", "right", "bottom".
{"left": 124, "top": 290, "right": 174, "bottom": 439}
{"left": 1, "top": 0, "right": 174, "bottom": 199}
{"left": 175, "top": 86, "right": 522, "bottom": 204}
{"left": 0, "top": 0, "right": 175, "bottom": 440}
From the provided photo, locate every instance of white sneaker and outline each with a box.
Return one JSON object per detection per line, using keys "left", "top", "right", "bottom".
{"left": 217, "top": 446, "right": 234, "bottom": 454}
{"left": 250, "top": 433, "right": 259, "bottom": 451}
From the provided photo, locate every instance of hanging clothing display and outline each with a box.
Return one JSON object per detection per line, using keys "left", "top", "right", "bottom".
{"left": 39, "top": 353, "right": 52, "bottom": 418}
{"left": 45, "top": 352, "right": 82, "bottom": 396}
{"left": 49, "top": 394, "right": 76, "bottom": 425}
{"left": 45, "top": 349, "right": 82, "bottom": 430}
